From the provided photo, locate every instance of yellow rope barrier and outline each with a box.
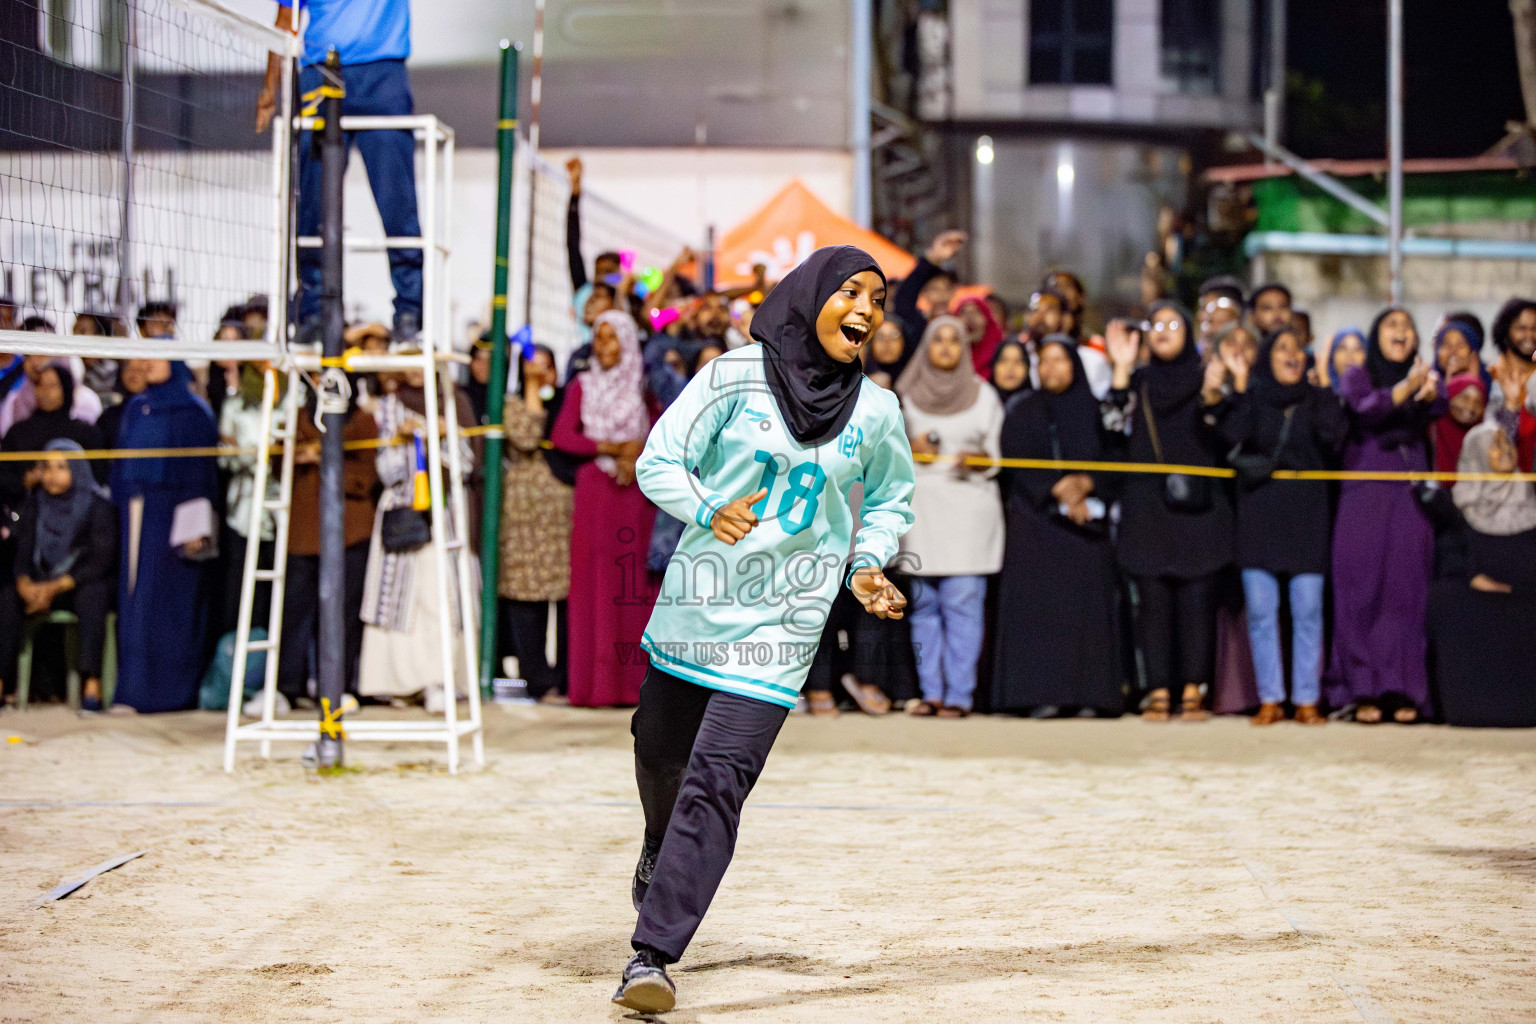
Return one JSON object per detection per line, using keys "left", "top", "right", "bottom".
{"left": 0, "top": 424, "right": 507, "bottom": 463}
{"left": 911, "top": 452, "right": 1536, "bottom": 484}
{"left": 4, "top": 434, "right": 1533, "bottom": 483}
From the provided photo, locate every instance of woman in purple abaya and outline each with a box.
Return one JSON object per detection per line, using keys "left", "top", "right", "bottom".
{"left": 1324, "top": 308, "right": 1446, "bottom": 723}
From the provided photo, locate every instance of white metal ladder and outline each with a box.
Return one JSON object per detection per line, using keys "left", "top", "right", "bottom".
{"left": 224, "top": 114, "right": 483, "bottom": 773}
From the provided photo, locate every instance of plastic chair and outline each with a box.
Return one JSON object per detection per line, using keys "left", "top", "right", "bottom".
{"left": 15, "top": 610, "right": 117, "bottom": 711}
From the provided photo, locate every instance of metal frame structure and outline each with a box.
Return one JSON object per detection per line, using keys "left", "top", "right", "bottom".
{"left": 4, "top": 0, "right": 482, "bottom": 770}
{"left": 224, "top": 114, "right": 484, "bottom": 774}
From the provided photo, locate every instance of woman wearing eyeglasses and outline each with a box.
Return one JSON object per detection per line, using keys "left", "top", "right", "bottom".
{"left": 1102, "top": 302, "right": 1235, "bottom": 721}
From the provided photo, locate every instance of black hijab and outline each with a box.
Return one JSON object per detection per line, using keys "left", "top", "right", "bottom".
{"left": 3, "top": 364, "right": 101, "bottom": 469}
{"left": 751, "top": 245, "right": 884, "bottom": 445}
{"left": 989, "top": 338, "right": 1030, "bottom": 405}
{"left": 1132, "top": 300, "right": 1203, "bottom": 414}
{"left": 1365, "top": 306, "right": 1416, "bottom": 389}
{"left": 1252, "top": 328, "right": 1313, "bottom": 408}
{"left": 1001, "top": 335, "right": 1102, "bottom": 503}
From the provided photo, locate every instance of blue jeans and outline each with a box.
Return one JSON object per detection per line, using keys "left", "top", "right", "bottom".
{"left": 908, "top": 575, "right": 986, "bottom": 711}
{"left": 296, "top": 59, "right": 422, "bottom": 324}
{"left": 1241, "top": 569, "right": 1324, "bottom": 707}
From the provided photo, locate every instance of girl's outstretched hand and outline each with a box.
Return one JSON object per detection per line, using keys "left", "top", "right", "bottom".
{"left": 851, "top": 566, "right": 907, "bottom": 619}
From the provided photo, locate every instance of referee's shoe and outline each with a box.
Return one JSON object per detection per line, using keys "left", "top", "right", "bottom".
{"left": 612, "top": 947, "right": 676, "bottom": 1013}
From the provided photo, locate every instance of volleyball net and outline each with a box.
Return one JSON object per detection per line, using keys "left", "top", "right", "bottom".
{"left": 0, "top": 0, "right": 294, "bottom": 359}
{"left": 508, "top": 149, "right": 694, "bottom": 374}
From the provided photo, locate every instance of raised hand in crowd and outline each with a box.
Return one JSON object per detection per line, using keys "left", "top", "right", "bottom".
{"left": 1219, "top": 343, "right": 1252, "bottom": 394}
{"left": 1105, "top": 318, "right": 1141, "bottom": 390}
{"left": 925, "top": 229, "right": 967, "bottom": 265}
{"left": 1392, "top": 357, "right": 1431, "bottom": 406}
{"left": 1492, "top": 352, "right": 1533, "bottom": 411}
{"left": 1201, "top": 354, "right": 1230, "bottom": 406}
{"left": 1310, "top": 330, "right": 1335, "bottom": 388}
{"left": 1414, "top": 367, "right": 1442, "bottom": 404}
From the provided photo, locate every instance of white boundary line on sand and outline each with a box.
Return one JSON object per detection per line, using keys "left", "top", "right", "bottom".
{"left": 1223, "top": 828, "right": 1397, "bottom": 1024}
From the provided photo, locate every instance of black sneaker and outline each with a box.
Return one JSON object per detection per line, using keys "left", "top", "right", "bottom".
{"left": 611, "top": 948, "right": 675, "bottom": 1013}
{"left": 632, "top": 839, "right": 660, "bottom": 912}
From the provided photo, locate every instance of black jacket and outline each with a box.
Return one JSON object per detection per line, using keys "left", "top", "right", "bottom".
{"left": 1214, "top": 387, "right": 1348, "bottom": 575}
{"left": 1103, "top": 385, "right": 1234, "bottom": 579}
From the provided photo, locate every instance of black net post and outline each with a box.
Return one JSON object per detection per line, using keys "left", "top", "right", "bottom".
{"left": 315, "top": 49, "right": 347, "bottom": 767}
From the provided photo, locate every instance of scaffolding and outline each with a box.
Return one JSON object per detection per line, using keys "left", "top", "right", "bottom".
{"left": 223, "top": 114, "right": 484, "bottom": 774}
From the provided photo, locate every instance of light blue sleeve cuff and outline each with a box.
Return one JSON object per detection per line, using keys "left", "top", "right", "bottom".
{"left": 845, "top": 552, "right": 882, "bottom": 589}
{"left": 695, "top": 492, "right": 729, "bottom": 529}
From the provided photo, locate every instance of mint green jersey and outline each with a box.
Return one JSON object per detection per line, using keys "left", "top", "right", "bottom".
{"left": 635, "top": 346, "right": 915, "bottom": 708}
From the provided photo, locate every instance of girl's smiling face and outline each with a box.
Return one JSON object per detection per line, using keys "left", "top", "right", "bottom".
{"left": 1449, "top": 386, "right": 1486, "bottom": 426}
{"left": 1377, "top": 310, "right": 1417, "bottom": 363}
{"left": 1037, "top": 343, "right": 1074, "bottom": 394}
{"left": 815, "top": 271, "right": 886, "bottom": 364}
{"left": 1437, "top": 327, "right": 1476, "bottom": 377}
{"left": 1269, "top": 331, "right": 1306, "bottom": 386}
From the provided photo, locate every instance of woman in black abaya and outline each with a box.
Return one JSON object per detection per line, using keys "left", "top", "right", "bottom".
{"left": 993, "top": 336, "right": 1122, "bottom": 717}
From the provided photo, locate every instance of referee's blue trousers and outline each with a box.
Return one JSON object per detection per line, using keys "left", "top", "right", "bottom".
{"left": 631, "top": 664, "right": 789, "bottom": 962}
{"left": 295, "top": 59, "right": 423, "bottom": 327}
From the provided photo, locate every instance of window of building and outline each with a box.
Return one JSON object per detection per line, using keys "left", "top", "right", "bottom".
{"left": 1029, "top": 0, "right": 1114, "bottom": 86}
{"left": 1161, "top": 0, "right": 1221, "bottom": 95}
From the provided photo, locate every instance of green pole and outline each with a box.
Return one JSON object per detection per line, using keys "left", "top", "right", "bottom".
{"left": 478, "top": 40, "right": 519, "bottom": 699}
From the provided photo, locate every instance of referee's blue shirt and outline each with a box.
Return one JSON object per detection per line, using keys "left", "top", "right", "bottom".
{"left": 279, "top": 0, "right": 411, "bottom": 69}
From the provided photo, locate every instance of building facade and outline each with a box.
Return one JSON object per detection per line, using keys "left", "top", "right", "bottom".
{"left": 910, "top": 0, "right": 1261, "bottom": 309}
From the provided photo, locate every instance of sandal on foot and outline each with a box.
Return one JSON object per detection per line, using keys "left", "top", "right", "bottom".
{"left": 1354, "top": 703, "right": 1382, "bottom": 724}
{"left": 1180, "top": 687, "right": 1210, "bottom": 722}
{"left": 806, "top": 690, "right": 840, "bottom": 718}
{"left": 935, "top": 705, "right": 969, "bottom": 719}
{"left": 1392, "top": 705, "right": 1419, "bottom": 724}
{"left": 839, "top": 673, "right": 891, "bottom": 715}
{"left": 1142, "top": 691, "right": 1171, "bottom": 722}
{"left": 1294, "top": 704, "right": 1326, "bottom": 726}
{"left": 905, "top": 700, "right": 940, "bottom": 717}
{"left": 1251, "top": 702, "right": 1285, "bottom": 726}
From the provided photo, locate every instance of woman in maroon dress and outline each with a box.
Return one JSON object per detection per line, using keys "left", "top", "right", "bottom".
{"left": 551, "top": 310, "right": 658, "bottom": 706}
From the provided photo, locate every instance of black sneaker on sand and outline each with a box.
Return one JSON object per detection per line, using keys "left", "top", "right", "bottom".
{"left": 612, "top": 948, "right": 675, "bottom": 1013}
{"left": 632, "top": 839, "right": 660, "bottom": 912}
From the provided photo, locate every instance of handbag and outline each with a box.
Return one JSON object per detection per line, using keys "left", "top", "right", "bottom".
{"left": 1141, "top": 385, "right": 1212, "bottom": 514}
{"left": 1229, "top": 405, "right": 1296, "bottom": 490}
{"left": 380, "top": 506, "right": 432, "bottom": 553}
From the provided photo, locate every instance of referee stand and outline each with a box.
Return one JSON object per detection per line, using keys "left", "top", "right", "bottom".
{"left": 223, "top": 53, "right": 483, "bottom": 773}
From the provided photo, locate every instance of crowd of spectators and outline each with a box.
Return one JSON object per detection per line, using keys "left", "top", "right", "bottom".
{"left": 3, "top": 168, "right": 1535, "bottom": 730}
{"left": 0, "top": 296, "right": 475, "bottom": 716}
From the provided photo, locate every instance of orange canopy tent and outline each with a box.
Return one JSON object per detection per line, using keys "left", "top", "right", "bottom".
{"left": 714, "top": 180, "right": 916, "bottom": 288}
